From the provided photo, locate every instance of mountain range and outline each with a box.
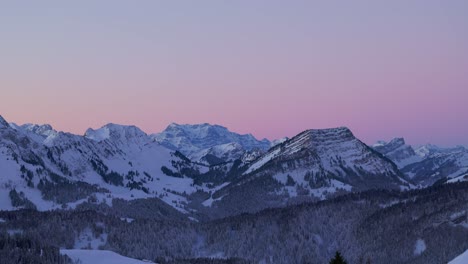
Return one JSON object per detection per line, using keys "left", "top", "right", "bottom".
{"left": 1, "top": 114, "right": 468, "bottom": 263}
{"left": 373, "top": 138, "right": 468, "bottom": 186}
{"left": 1, "top": 114, "right": 467, "bottom": 219}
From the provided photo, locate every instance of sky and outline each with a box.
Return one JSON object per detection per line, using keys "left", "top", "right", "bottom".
{"left": 1, "top": 1, "right": 467, "bottom": 146}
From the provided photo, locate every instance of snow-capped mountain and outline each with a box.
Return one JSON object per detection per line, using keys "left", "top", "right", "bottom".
{"left": 246, "top": 127, "right": 409, "bottom": 190}
{"left": 270, "top": 137, "right": 289, "bottom": 148}
{"left": 203, "top": 127, "right": 410, "bottom": 217}
{"left": 152, "top": 123, "right": 271, "bottom": 164}
{"left": 85, "top": 123, "right": 151, "bottom": 147}
{"left": 373, "top": 138, "right": 468, "bottom": 186}
{"left": 4, "top": 114, "right": 468, "bottom": 221}
{"left": 414, "top": 144, "right": 442, "bottom": 158}
{"left": 372, "top": 138, "right": 422, "bottom": 168}
{"left": 0, "top": 116, "right": 212, "bottom": 214}
{"left": 0, "top": 116, "right": 9, "bottom": 128}
{"left": 402, "top": 146, "right": 468, "bottom": 185}
{"left": 10, "top": 123, "right": 59, "bottom": 145}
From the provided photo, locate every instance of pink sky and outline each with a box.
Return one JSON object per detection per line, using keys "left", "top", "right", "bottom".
{"left": 1, "top": 1, "right": 467, "bottom": 146}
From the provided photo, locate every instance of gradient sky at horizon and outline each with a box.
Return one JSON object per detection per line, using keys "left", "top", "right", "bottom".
{"left": 1, "top": 1, "right": 468, "bottom": 146}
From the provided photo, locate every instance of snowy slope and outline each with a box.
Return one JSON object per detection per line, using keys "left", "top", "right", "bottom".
{"left": 449, "top": 249, "right": 468, "bottom": 264}
{"left": 0, "top": 115, "right": 216, "bottom": 214}
{"left": 61, "top": 249, "right": 154, "bottom": 264}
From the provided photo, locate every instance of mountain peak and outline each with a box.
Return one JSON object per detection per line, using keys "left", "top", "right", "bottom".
{"left": 372, "top": 137, "right": 421, "bottom": 168}
{"left": 389, "top": 137, "right": 405, "bottom": 146}
{"left": 0, "top": 115, "right": 9, "bottom": 128}
{"left": 373, "top": 137, "right": 406, "bottom": 152}
{"left": 297, "top": 127, "right": 354, "bottom": 141}
{"left": 85, "top": 123, "right": 147, "bottom": 142}
{"left": 21, "top": 123, "right": 56, "bottom": 136}
{"left": 244, "top": 126, "right": 407, "bottom": 190}
{"left": 153, "top": 123, "right": 271, "bottom": 155}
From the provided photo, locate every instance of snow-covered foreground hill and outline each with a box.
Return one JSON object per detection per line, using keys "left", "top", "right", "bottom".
{"left": 450, "top": 249, "right": 468, "bottom": 264}
{"left": 2, "top": 181, "right": 468, "bottom": 264}
{"left": 61, "top": 249, "right": 154, "bottom": 264}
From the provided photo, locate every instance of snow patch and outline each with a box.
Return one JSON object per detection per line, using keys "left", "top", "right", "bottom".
{"left": 450, "top": 249, "right": 468, "bottom": 264}
{"left": 85, "top": 127, "right": 110, "bottom": 142}
{"left": 74, "top": 228, "right": 107, "bottom": 250}
{"left": 61, "top": 249, "right": 154, "bottom": 264}
{"left": 202, "top": 195, "right": 225, "bottom": 207}
{"left": 7, "top": 229, "right": 23, "bottom": 236}
{"left": 414, "top": 239, "right": 426, "bottom": 256}
{"left": 120, "top": 217, "right": 134, "bottom": 223}
{"left": 245, "top": 148, "right": 281, "bottom": 174}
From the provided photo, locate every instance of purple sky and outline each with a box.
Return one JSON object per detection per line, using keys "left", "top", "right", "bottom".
{"left": 1, "top": 1, "right": 467, "bottom": 146}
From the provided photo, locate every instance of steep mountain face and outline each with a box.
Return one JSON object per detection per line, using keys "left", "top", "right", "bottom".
{"left": 373, "top": 138, "right": 422, "bottom": 168}
{"left": 204, "top": 127, "right": 410, "bottom": 218}
{"left": 373, "top": 138, "right": 468, "bottom": 186}
{"left": 152, "top": 123, "right": 271, "bottom": 164}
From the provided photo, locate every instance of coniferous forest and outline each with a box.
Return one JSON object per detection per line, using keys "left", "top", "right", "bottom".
{"left": 1, "top": 182, "right": 468, "bottom": 264}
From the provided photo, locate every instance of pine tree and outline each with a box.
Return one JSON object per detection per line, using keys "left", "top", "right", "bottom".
{"left": 329, "top": 251, "right": 347, "bottom": 264}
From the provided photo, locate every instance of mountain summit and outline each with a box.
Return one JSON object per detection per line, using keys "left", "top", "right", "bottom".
{"left": 0, "top": 115, "right": 9, "bottom": 128}
{"left": 85, "top": 123, "right": 149, "bottom": 146}
{"left": 152, "top": 123, "right": 271, "bottom": 164}
{"left": 205, "top": 127, "right": 411, "bottom": 217}
{"left": 244, "top": 127, "right": 407, "bottom": 189}
{"left": 152, "top": 123, "right": 271, "bottom": 155}
{"left": 373, "top": 138, "right": 422, "bottom": 168}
